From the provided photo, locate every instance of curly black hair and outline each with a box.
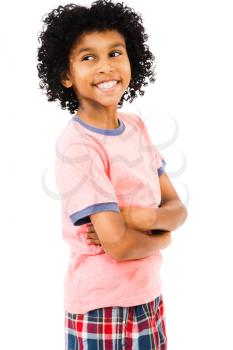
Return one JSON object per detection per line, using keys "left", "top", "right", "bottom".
{"left": 37, "top": 0, "right": 156, "bottom": 115}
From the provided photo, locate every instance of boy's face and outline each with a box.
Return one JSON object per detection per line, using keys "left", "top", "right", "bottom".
{"left": 61, "top": 30, "right": 131, "bottom": 109}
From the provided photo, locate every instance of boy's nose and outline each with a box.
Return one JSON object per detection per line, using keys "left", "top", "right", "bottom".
{"left": 97, "top": 60, "right": 115, "bottom": 74}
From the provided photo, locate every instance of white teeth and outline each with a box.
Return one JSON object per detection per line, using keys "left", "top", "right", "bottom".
{"left": 96, "top": 80, "right": 118, "bottom": 89}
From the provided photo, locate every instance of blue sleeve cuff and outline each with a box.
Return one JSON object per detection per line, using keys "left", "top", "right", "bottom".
{"left": 157, "top": 158, "right": 166, "bottom": 176}
{"left": 70, "top": 202, "right": 120, "bottom": 226}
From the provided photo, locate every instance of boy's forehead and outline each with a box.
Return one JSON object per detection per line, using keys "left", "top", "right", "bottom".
{"left": 73, "top": 30, "right": 126, "bottom": 51}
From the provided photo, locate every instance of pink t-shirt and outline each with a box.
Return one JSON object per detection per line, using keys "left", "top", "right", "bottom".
{"left": 55, "top": 111, "right": 166, "bottom": 314}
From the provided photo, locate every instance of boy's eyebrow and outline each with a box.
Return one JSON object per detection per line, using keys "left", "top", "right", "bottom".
{"left": 77, "top": 43, "right": 126, "bottom": 55}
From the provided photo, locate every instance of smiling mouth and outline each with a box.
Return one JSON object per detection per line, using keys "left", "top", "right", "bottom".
{"left": 94, "top": 80, "right": 120, "bottom": 92}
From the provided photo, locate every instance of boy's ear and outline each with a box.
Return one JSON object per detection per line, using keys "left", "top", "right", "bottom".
{"left": 62, "top": 80, "right": 72, "bottom": 88}
{"left": 61, "top": 78, "right": 72, "bottom": 88}
{"left": 60, "top": 71, "right": 72, "bottom": 88}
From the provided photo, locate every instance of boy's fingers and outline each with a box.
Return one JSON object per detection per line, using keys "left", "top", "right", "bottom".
{"left": 86, "top": 231, "right": 101, "bottom": 243}
{"left": 87, "top": 231, "right": 97, "bottom": 237}
{"left": 87, "top": 232, "right": 99, "bottom": 240}
{"left": 87, "top": 237, "right": 101, "bottom": 245}
{"left": 86, "top": 225, "right": 95, "bottom": 233}
{"left": 86, "top": 232, "right": 94, "bottom": 238}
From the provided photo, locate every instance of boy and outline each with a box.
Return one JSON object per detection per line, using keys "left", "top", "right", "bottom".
{"left": 37, "top": 1, "right": 187, "bottom": 349}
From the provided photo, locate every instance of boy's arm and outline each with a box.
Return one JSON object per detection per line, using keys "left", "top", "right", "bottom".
{"left": 88, "top": 211, "right": 171, "bottom": 261}
{"left": 120, "top": 172, "right": 188, "bottom": 232}
{"left": 120, "top": 201, "right": 187, "bottom": 232}
{"left": 119, "top": 227, "right": 172, "bottom": 261}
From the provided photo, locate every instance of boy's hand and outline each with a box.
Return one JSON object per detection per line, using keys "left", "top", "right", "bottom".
{"left": 85, "top": 224, "right": 101, "bottom": 246}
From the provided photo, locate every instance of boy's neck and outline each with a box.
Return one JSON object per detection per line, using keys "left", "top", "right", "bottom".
{"left": 76, "top": 106, "right": 120, "bottom": 129}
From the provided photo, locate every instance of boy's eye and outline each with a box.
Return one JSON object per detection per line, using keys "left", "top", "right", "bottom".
{"left": 110, "top": 51, "right": 122, "bottom": 57}
{"left": 82, "top": 51, "right": 122, "bottom": 61}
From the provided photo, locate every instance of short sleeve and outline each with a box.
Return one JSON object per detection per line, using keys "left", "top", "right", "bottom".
{"left": 133, "top": 113, "right": 167, "bottom": 177}
{"left": 55, "top": 138, "right": 120, "bottom": 226}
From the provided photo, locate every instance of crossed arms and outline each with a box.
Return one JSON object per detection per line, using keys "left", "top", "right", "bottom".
{"left": 88, "top": 172, "right": 188, "bottom": 261}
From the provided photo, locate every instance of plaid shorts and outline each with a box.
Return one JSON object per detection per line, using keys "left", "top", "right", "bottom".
{"left": 65, "top": 294, "right": 167, "bottom": 350}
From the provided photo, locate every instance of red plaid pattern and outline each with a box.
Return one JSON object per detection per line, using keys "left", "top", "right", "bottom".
{"left": 65, "top": 294, "right": 167, "bottom": 349}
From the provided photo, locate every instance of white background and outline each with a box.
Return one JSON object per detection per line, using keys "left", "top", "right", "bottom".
{"left": 1, "top": 0, "right": 232, "bottom": 349}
